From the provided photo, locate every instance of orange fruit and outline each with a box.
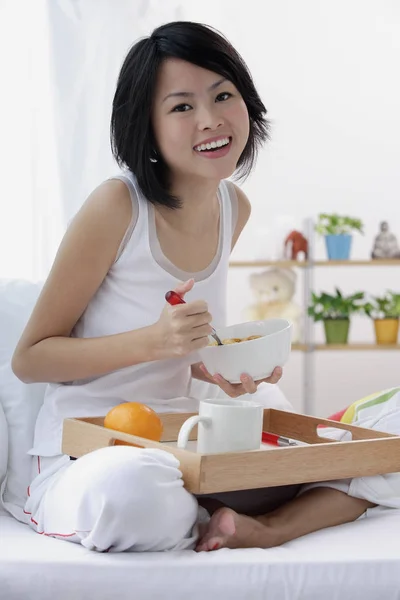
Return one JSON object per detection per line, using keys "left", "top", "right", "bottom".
{"left": 104, "top": 402, "right": 163, "bottom": 446}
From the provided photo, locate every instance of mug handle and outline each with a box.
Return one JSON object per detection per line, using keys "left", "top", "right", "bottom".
{"left": 177, "top": 415, "right": 211, "bottom": 449}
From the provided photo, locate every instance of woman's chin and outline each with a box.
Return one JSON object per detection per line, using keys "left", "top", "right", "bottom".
{"left": 197, "top": 159, "right": 238, "bottom": 181}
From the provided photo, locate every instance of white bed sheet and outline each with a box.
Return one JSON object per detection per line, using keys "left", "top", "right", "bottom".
{"left": 1, "top": 512, "right": 400, "bottom": 600}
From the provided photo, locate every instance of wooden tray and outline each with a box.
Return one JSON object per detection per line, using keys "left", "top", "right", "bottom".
{"left": 62, "top": 409, "right": 400, "bottom": 495}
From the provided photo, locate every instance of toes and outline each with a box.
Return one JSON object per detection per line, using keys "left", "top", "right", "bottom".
{"left": 195, "top": 508, "right": 238, "bottom": 552}
{"left": 206, "top": 536, "right": 223, "bottom": 551}
{"left": 195, "top": 540, "right": 210, "bottom": 552}
{"left": 195, "top": 538, "right": 222, "bottom": 552}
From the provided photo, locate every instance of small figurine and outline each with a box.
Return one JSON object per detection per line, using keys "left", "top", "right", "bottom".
{"left": 371, "top": 221, "right": 400, "bottom": 259}
{"left": 284, "top": 230, "right": 308, "bottom": 260}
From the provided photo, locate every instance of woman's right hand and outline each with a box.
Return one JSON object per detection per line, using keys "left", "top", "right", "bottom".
{"left": 155, "top": 279, "right": 213, "bottom": 359}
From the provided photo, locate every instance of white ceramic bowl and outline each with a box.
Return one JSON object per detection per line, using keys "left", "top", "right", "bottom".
{"left": 198, "top": 318, "right": 292, "bottom": 384}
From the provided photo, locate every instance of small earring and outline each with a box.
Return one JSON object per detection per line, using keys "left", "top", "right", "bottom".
{"left": 149, "top": 157, "right": 158, "bottom": 163}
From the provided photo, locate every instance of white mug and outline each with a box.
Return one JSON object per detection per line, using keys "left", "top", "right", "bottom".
{"left": 177, "top": 397, "right": 263, "bottom": 454}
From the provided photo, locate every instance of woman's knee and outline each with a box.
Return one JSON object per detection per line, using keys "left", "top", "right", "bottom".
{"left": 72, "top": 445, "right": 196, "bottom": 520}
{"left": 70, "top": 446, "right": 198, "bottom": 550}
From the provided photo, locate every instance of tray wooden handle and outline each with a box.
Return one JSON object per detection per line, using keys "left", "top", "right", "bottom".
{"left": 266, "top": 409, "right": 394, "bottom": 444}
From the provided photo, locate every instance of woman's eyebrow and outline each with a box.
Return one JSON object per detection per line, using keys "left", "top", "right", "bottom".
{"left": 162, "top": 78, "right": 227, "bottom": 102}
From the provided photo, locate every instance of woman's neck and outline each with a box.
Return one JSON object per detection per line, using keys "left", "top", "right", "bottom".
{"left": 157, "top": 175, "right": 221, "bottom": 235}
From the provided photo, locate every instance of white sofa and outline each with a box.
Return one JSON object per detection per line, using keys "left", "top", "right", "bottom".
{"left": 1, "top": 279, "right": 400, "bottom": 600}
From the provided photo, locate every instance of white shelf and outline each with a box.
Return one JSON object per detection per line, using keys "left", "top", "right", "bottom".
{"left": 229, "top": 260, "right": 306, "bottom": 268}
{"left": 230, "top": 259, "right": 400, "bottom": 268}
{"left": 292, "top": 344, "right": 308, "bottom": 351}
{"left": 293, "top": 343, "right": 400, "bottom": 351}
{"left": 314, "top": 260, "right": 400, "bottom": 266}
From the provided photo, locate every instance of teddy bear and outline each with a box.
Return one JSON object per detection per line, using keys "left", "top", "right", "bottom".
{"left": 244, "top": 268, "right": 302, "bottom": 343}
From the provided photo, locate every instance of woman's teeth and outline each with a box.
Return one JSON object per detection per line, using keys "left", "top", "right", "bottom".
{"left": 194, "top": 137, "right": 230, "bottom": 152}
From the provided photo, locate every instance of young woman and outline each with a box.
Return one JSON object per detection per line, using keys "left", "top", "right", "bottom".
{"left": 12, "top": 21, "right": 373, "bottom": 553}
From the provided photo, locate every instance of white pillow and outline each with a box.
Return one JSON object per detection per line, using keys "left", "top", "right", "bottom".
{"left": 250, "top": 382, "right": 295, "bottom": 412}
{"left": 0, "top": 402, "right": 8, "bottom": 517}
{"left": 0, "top": 401, "right": 8, "bottom": 486}
{"left": 0, "top": 279, "right": 46, "bottom": 521}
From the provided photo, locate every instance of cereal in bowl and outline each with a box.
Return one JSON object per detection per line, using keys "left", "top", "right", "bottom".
{"left": 208, "top": 334, "right": 262, "bottom": 346}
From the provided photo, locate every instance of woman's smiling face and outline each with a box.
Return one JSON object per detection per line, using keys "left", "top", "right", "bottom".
{"left": 152, "top": 58, "right": 250, "bottom": 183}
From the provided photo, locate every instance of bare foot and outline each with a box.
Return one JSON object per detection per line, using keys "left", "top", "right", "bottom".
{"left": 195, "top": 507, "right": 279, "bottom": 552}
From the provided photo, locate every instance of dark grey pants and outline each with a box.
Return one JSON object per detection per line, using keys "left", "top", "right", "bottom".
{"left": 197, "top": 484, "right": 301, "bottom": 516}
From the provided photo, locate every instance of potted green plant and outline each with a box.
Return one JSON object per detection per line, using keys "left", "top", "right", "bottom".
{"left": 308, "top": 288, "right": 365, "bottom": 344}
{"left": 315, "top": 213, "right": 364, "bottom": 260}
{"left": 362, "top": 291, "right": 400, "bottom": 344}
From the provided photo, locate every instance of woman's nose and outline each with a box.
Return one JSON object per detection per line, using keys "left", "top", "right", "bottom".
{"left": 197, "top": 106, "right": 224, "bottom": 131}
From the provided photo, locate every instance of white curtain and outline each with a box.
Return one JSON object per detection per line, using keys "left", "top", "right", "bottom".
{"left": 0, "top": 0, "right": 62, "bottom": 281}
{"left": 0, "top": 0, "right": 182, "bottom": 281}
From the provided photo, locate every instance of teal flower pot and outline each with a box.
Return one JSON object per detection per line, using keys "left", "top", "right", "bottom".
{"left": 325, "top": 234, "right": 352, "bottom": 260}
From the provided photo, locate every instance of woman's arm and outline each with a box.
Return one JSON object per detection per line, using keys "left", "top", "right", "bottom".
{"left": 12, "top": 180, "right": 164, "bottom": 384}
{"left": 191, "top": 185, "right": 282, "bottom": 394}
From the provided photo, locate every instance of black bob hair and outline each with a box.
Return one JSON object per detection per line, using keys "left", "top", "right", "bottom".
{"left": 110, "top": 21, "right": 269, "bottom": 208}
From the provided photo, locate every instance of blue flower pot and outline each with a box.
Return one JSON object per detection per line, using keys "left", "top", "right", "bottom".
{"left": 325, "top": 234, "right": 352, "bottom": 260}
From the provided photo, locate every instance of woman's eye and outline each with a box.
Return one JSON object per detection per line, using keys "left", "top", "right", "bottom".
{"left": 216, "top": 92, "right": 232, "bottom": 102}
{"left": 172, "top": 103, "right": 192, "bottom": 113}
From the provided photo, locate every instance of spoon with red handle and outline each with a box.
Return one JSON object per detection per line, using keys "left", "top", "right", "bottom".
{"left": 165, "top": 290, "right": 223, "bottom": 346}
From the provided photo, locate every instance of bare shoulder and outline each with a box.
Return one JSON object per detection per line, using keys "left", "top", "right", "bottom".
{"left": 77, "top": 177, "right": 133, "bottom": 229}
{"left": 65, "top": 177, "right": 134, "bottom": 263}
{"left": 231, "top": 183, "right": 251, "bottom": 247}
{"left": 233, "top": 183, "right": 251, "bottom": 221}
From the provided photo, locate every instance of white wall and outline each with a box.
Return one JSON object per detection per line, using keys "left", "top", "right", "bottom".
{"left": 181, "top": 0, "right": 400, "bottom": 415}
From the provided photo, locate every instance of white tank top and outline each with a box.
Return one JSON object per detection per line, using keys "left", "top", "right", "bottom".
{"left": 29, "top": 171, "right": 238, "bottom": 457}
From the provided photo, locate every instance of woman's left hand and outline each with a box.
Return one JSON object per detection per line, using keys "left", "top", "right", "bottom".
{"left": 198, "top": 364, "right": 283, "bottom": 398}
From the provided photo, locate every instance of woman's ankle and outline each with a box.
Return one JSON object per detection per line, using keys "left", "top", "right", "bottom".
{"left": 254, "top": 513, "right": 289, "bottom": 546}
